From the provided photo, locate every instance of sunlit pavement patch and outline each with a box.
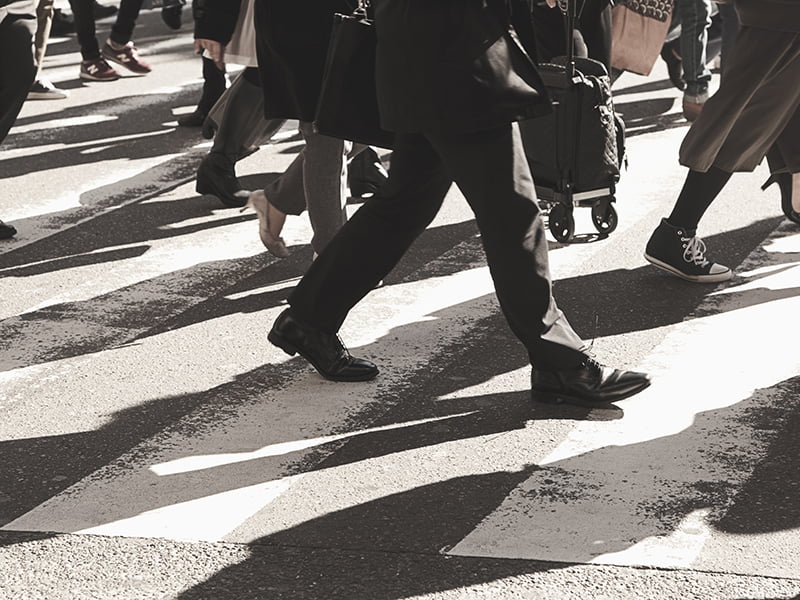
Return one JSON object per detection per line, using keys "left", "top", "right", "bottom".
{"left": 449, "top": 225, "right": 800, "bottom": 577}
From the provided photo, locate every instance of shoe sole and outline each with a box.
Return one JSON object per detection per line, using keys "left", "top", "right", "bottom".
{"left": 644, "top": 253, "right": 732, "bottom": 283}
{"left": 532, "top": 379, "right": 651, "bottom": 408}
{"left": 267, "top": 330, "right": 378, "bottom": 382}
{"left": 101, "top": 53, "right": 151, "bottom": 75}
{"left": 80, "top": 75, "right": 120, "bottom": 82}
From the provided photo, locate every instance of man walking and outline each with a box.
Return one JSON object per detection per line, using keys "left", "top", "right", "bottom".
{"left": 266, "top": 0, "right": 651, "bottom": 407}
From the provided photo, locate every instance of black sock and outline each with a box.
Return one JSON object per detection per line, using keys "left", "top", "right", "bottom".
{"left": 667, "top": 166, "right": 732, "bottom": 231}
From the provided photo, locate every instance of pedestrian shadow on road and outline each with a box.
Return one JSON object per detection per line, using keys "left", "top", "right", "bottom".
{"left": 615, "top": 97, "right": 689, "bottom": 139}
{"left": 2, "top": 218, "right": 796, "bottom": 378}
{"left": 2, "top": 88, "right": 203, "bottom": 180}
{"left": 0, "top": 298, "right": 611, "bottom": 532}
{"left": 610, "top": 76, "right": 691, "bottom": 138}
{"left": 2, "top": 371, "right": 798, "bottom": 598}
{"left": 170, "top": 375, "right": 800, "bottom": 600}
{"left": 0, "top": 192, "right": 252, "bottom": 272}
{"left": 0, "top": 148, "right": 243, "bottom": 262}
{"left": 2, "top": 283, "right": 798, "bottom": 598}
{"left": 0, "top": 218, "right": 485, "bottom": 373}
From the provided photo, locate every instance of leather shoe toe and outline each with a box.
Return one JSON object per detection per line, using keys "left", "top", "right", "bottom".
{"left": 268, "top": 309, "right": 378, "bottom": 382}
{"left": 531, "top": 358, "right": 650, "bottom": 407}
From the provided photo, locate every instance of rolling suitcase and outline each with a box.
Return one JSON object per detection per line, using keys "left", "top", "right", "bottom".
{"left": 519, "top": 0, "right": 625, "bottom": 243}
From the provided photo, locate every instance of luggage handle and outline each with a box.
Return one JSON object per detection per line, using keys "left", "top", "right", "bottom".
{"left": 557, "top": 0, "right": 579, "bottom": 82}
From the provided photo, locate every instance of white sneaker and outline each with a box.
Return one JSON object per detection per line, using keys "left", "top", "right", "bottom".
{"left": 27, "top": 78, "right": 69, "bottom": 100}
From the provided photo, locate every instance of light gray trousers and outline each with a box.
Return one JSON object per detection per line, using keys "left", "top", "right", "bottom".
{"left": 264, "top": 121, "right": 365, "bottom": 254}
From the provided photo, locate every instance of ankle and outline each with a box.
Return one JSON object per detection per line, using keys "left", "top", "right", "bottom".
{"left": 107, "top": 38, "right": 126, "bottom": 50}
{"left": 662, "top": 217, "right": 694, "bottom": 235}
{"left": 267, "top": 200, "right": 286, "bottom": 237}
{"left": 793, "top": 173, "right": 800, "bottom": 212}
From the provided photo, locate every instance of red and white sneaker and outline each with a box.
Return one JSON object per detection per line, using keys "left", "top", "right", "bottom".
{"left": 101, "top": 41, "right": 152, "bottom": 74}
{"left": 80, "top": 57, "right": 120, "bottom": 81}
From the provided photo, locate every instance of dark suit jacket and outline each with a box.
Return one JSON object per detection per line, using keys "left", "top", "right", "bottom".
{"left": 373, "top": 0, "right": 551, "bottom": 134}
{"left": 253, "top": 0, "right": 354, "bottom": 121}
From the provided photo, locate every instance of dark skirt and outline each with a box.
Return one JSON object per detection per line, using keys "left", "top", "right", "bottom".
{"left": 679, "top": 26, "right": 800, "bottom": 173}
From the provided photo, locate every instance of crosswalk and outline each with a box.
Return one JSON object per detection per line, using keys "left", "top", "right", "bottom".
{"left": 2, "top": 70, "right": 800, "bottom": 589}
{"left": 2, "top": 171, "right": 798, "bottom": 579}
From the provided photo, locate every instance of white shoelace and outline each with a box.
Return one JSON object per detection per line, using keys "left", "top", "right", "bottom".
{"left": 682, "top": 235, "right": 710, "bottom": 267}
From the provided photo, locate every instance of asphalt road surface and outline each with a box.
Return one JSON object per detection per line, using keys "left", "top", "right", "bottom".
{"left": 1, "top": 5, "right": 798, "bottom": 600}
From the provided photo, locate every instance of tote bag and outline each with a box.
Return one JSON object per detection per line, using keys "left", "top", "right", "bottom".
{"left": 313, "top": 5, "right": 394, "bottom": 149}
{"left": 610, "top": 1, "right": 673, "bottom": 76}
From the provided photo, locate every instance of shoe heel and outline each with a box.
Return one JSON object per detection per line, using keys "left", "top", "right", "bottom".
{"left": 762, "top": 172, "right": 799, "bottom": 224}
{"left": 268, "top": 331, "right": 297, "bottom": 357}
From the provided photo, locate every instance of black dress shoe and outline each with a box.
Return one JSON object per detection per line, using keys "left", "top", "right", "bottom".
{"left": 0, "top": 219, "right": 17, "bottom": 240}
{"left": 178, "top": 110, "right": 207, "bottom": 128}
{"left": 531, "top": 358, "right": 650, "bottom": 407}
{"left": 195, "top": 152, "right": 250, "bottom": 208}
{"left": 268, "top": 309, "right": 379, "bottom": 382}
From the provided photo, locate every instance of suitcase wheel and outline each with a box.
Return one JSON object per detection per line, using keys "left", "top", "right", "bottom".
{"left": 549, "top": 203, "right": 575, "bottom": 243}
{"left": 591, "top": 198, "right": 618, "bottom": 236}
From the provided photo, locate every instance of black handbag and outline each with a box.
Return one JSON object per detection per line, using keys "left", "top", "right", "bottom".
{"left": 313, "top": 0, "right": 394, "bottom": 149}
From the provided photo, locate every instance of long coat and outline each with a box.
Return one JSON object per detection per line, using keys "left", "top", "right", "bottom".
{"left": 253, "top": 0, "right": 353, "bottom": 122}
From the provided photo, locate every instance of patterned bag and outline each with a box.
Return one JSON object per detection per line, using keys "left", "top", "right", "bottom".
{"left": 619, "top": 0, "right": 672, "bottom": 22}
{"left": 610, "top": 1, "right": 674, "bottom": 75}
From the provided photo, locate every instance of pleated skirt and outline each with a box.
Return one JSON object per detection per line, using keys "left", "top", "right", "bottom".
{"left": 679, "top": 26, "right": 800, "bottom": 173}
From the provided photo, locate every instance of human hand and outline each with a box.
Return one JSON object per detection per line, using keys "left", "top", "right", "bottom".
{"left": 193, "top": 38, "right": 225, "bottom": 70}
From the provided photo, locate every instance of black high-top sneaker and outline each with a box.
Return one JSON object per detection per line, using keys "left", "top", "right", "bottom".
{"left": 644, "top": 218, "right": 732, "bottom": 283}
